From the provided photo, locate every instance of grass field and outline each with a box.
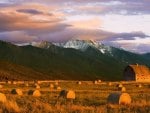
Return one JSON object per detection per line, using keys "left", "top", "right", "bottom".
{"left": 0, "top": 80, "right": 150, "bottom": 113}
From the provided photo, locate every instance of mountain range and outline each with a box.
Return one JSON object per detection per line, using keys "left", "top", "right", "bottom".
{"left": 0, "top": 39, "right": 149, "bottom": 81}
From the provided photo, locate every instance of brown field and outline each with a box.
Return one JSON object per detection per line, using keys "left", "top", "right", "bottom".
{"left": 0, "top": 80, "right": 150, "bottom": 113}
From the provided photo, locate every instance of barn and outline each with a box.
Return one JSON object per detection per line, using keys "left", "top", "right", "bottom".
{"left": 123, "top": 64, "right": 150, "bottom": 82}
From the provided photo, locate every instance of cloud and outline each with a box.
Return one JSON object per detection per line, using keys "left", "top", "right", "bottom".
{"left": 0, "top": 0, "right": 150, "bottom": 53}
{"left": 2, "top": 0, "right": 150, "bottom": 15}
{"left": 67, "top": 17, "right": 101, "bottom": 29}
{"left": 34, "top": 28, "right": 114, "bottom": 42}
{"left": 0, "top": 8, "right": 68, "bottom": 32}
{"left": 102, "top": 33, "right": 150, "bottom": 53}
{"left": 0, "top": 31, "right": 38, "bottom": 43}
{"left": 103, "top": 31, "right": 150, "bottom": 41}
{"left": 16, "top": 9, "right": 44, "bottom": 15}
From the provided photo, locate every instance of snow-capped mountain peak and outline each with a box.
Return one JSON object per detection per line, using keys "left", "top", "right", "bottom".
{"left": 54, "top": 39, "right": 112, "bottom": 54}
{"left": 31, "top": 41, "right": 53, "bottom": 49}
{"left": 30, "top": 39, "right": 113, "bottom": 55}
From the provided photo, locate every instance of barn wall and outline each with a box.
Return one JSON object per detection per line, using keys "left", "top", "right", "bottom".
{"left": 123, "top": 66, "right": 135, "bottom": 81}
{"left": 136, "top": 75, "right": 150, "bottom": 82}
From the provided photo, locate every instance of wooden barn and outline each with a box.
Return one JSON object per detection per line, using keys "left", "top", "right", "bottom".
{"left": 123, "top": 64, "right": 150, "bottom": 82}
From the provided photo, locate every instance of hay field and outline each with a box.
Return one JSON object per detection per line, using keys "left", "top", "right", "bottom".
{"left": 0, "top": 80, "right": 150, "bottom": 113}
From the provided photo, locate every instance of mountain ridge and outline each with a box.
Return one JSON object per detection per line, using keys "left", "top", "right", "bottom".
{"left": 0, "top": 40, "right": 149, "bottom": 81}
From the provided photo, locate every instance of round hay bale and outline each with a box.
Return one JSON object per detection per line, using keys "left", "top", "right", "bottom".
{"left": 13, "top": 81, "right": 17, "bottom": 85}
{"left": 136, "top": 84, "right": 142, "bottom": 88}
{"left": 28, "top": 90, "right": 41, "bottom": 97}
{"left": 57, "top": 86, "right": 61, "bottom": 90}
{"left": 55, "top": 81, "right": 59, "bottom": 86}
{"left": 66, "top": 90, "right": 75, "bottom": 99}
{"left": 77, "top": 81, "right": 82, "bottom": 85}
{"left": 94, "top": 80, "right": 98, "bottom": 84}
{"left": 108, "top": 82, "right": 112, "bottom": 86}
{"left": 119, "top": 93, "right": 131, "bottom": 105}
{"left": 107, "top": 93, "right": 131, "bottom": 105}
{"left": 98, "top": 80, "right": 102, "bottom": 83}
{"left": 11, "top": 89, "right": 23, "bottom": 96}
{"left": 117, "top": 84, "right": 123, "bottom": 88}
{"left": 25, "top": 83, "right": 29, "bottom": 87}
{"left": 118, "top": 87, "right": 126, "bottom": 92}
{"left": 0, "top": 85, "right": 3, "bottom": 89}
{"left": 50, "top": 84, "right": 54, "bottom": 89}
{"left": 34, "top": 83, "right": 38, "bottom": 86}
{"left": 7, "top": 81, "right": 12, "bottom": 84}
{"left": 35, "top": 84, "right": 40, "bottom": 89}
{"left": 0, "top": 93, "right": 7, "bottom": 103}
{"left": 37, "top": 81, "right": 42, "bottom": 84}
{"left": 59, "top": 90, "right": 75, "bottom": 99}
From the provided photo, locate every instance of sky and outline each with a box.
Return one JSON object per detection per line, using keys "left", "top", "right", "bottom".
{"left": 0, "top": 0, "right": 150, "bottom": 53}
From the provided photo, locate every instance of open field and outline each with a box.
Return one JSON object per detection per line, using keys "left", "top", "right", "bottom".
{"left": 0, "top": 80, "right": 150, "bottom": 113}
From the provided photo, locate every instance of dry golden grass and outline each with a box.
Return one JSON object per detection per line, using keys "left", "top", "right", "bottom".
{"left": 0, "top": 85, "right": 3, "bottom": 89}
{"left": 0, "top": 93, "right": 7, "bottom": 103}
{"left": 4, "top": 100, "right": 20, "bottom": 112}
{"left": 0, "top": 81, "right": 149, "bottom": 113}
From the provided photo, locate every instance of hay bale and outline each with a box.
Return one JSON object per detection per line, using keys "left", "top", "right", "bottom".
{"left": 28, "top": 90, "right": 41, "bottom": 97}
{"left": 11, "top": 89, "right": 23, "bottom": 96}
{"left": 55, "top": 81, "right": 59, "bottom": 86}
{"left": 17, "top": 81, "right": 24, "bottom": 84}
{"left": 66, "top": 90, "right": 75, "bottom": 99}
{"left": 108, "top": 82, "right": 112, "bottom": 86}
{"left": 77, "top": 81, "right": 82, "bottom": 85}
{"left": 117, "top": 84, "right": 123, "bottom": 88}
{"left": 57, "top": 86, "right": 61, "bottom": 90}
{"left": 0, "top": 85, "right": 3, "bottom": 89}
{"left": 50, "top": 84, "right": 54, "bottom": 89}
{"left": 25, "top": 83, "right": 29, "bottom": 87}
{"left": 98, "top": 80, "right": 102, "bottom": 83}
{"left": 7, "top": 81, "right": 12, "bottom": 84}
{"left": 37, "top": 81, "right": 42, "bottom": 84}
{"left": 136, "top": 84, "right": 142, "bottom": 88}
{"left": 107, "top": 92, "right": 131, "bottom": 105}
{"left": 94, "top": 80, "right": 98, "bottom": 84}
{"left": 118, "top": 87, "right": 126, "bottom": 92}
{"left": 13, "top": 81, "right": 17, "bottom": 85}
{"left": 59, "top": 90, "right": 75, "bottom": 99}
{"left": 35, "top": 84, "right": 40, "bottom": 89}
{"left": 0, "top": 93, "right": 7, "bottom": 103}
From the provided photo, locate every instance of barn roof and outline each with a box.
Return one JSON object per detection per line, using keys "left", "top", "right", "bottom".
{"left": 129, "top": 64, "right": 150, "bottom": 76}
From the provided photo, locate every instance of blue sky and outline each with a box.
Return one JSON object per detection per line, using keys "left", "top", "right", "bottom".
{"left": 0, "top": 0, "right": 150, "bottom": 53}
